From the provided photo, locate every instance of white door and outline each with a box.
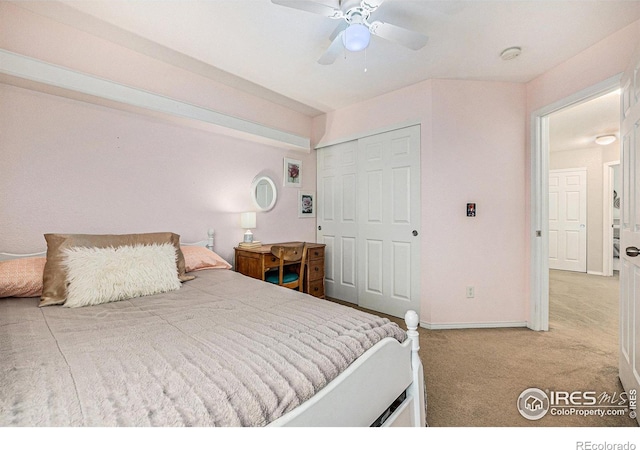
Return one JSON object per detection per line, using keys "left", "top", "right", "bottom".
{"left": 619, "top": 42, "right": 640, "bottom": 424}
{"left": 548, "top": 168, "right": 587, "bottom": 272}
{"left": 357, "top": 126, "right": 421, "bottom": 318}
{"left": 317, "top": 140, "right": 359, "bottom": 303}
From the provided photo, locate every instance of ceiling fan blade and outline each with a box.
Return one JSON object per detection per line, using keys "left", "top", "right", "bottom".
{"left": 318, "top": 31, "right": 345, "bottom": 65}
{"left": 271, "top": 0, "right": 344, "bottom": 19}
{"left": 368, "top": 21, "right": 428, "bottom": 50}
{"left": 360, "top": 0, "right": 384, "bottom": 13}
{"left": 329, "top": 22, "right": 348, "bottom": 41}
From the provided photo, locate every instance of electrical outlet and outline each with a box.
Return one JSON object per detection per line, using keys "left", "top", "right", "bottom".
{"left": 466, "top": 286, "right": 475, "bottom": 298}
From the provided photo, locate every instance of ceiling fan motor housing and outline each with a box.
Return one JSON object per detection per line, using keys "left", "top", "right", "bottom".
{"left": 340, "top": 1, "right": 377, "bottom": 51}
{"left": 271, "top": 0, "right": 428, "bottom": 64}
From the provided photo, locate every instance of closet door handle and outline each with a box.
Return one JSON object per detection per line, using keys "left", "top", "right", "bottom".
{"left": 626, "top": 247, "right": 640, "bottom": 257}
{"left": 412, "top": 230, "right": 419, "bottom": 237}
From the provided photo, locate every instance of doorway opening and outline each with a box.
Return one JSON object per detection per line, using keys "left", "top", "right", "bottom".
{"left": 530, "top": 75, "right": 622, "bottom": 331}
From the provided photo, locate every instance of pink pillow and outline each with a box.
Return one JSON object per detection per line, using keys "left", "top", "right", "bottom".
{"left": 181, "top": 246, "right": 231, "bottom": 272}
{"left": 0, "top": 257, "right": 46, "bottom": 298}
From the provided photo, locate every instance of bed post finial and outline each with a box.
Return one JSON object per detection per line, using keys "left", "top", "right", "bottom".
{"left": 404, "top": 310, "right": 420, "bottom": 353}
{"left": 404, "top": 309, "right": 426, "bottom": 426}
{"left": 207, "top": 228, "right": 215, "bottom": 251}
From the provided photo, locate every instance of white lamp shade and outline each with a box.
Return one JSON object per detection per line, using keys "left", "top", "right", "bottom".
{"left": 240, "top": 212, "right": 256, "bottom": 229}
{"left": 343, "top": 23, "right": 370, "bottom": 52}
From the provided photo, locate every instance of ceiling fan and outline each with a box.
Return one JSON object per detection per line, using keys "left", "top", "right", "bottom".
{"left": 271, "top": 0, "right": 429, "bottom": 65}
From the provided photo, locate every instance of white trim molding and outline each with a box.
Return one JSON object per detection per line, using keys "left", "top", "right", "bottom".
{"left": 603, "top": 160, "right": 621, "bottom": 277}
{"left": 587, "top": 271, "right": 606, "bottom": 276}
{"left": 0, "top": 49, "right": 311, "bottom": 152}
{"left": 314, "top": 120, "right": 421, "bottom": 150}
{"left": 420, "top": 321, "right": 528, "bottom": 330}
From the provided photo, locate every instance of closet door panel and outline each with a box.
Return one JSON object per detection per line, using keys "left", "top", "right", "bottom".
{"left": 317, "top": 140, "right": 358, "bottom": 303}
{"left": 365, "top": 239, "right": 384, "bottom": 295}
{"left": 358, "top": 125, "right": 421, "bottom": 318}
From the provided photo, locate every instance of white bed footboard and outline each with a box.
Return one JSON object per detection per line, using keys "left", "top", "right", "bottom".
{"left": 269, "top": 310, "right": 426, "bottom": 427}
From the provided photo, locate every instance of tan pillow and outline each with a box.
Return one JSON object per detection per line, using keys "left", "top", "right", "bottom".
{"left": 181, "top": 246, "right": 231, "bottom": 272}
{"left": 0, "top": 257, "right": 46, "bottom": 298}
{"left": 41, "top": 232, "right": 194, "bottom": 307}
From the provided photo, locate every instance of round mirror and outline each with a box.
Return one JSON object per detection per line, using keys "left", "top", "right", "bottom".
{"left": 251, "top": 176, "right": 277, "bottom": 211}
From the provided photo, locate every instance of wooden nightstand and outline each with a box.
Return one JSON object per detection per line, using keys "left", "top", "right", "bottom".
{"left": 234, "top": 242, "right": 325, "bottom": 299}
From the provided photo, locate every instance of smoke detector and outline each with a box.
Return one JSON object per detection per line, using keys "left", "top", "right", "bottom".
{"left": 500, "top": 46, "right": 522, "bottom": 61}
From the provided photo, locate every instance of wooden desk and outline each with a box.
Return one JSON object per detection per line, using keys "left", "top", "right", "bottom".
{"left": 234, "top": 242, "right": 325, "bottom": 299}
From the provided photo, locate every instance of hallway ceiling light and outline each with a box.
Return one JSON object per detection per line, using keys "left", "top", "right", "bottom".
{"left": 595, "top": 135, "right": 617, "bottom": 145}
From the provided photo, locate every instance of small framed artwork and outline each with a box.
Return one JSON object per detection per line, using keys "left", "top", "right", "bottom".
{"left": 466, "top": 203, "right": 476, "bottom": 217}
{"left": 298, "top": 191, "right": 316, "bottom": 218}
{"left": 284, "top": 157, "right": 302, "bottom": 188}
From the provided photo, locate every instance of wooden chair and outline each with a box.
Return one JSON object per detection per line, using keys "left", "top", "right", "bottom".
{"left": 265, "top": 243, "right": 307, "bottom": 291}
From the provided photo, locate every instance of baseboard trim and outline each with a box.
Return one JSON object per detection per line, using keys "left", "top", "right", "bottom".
{"left": 587, "top": 271, "right": 605, "bottom": 276}
{"left": 420, "top": 321, "right": 528, "bottom": 330}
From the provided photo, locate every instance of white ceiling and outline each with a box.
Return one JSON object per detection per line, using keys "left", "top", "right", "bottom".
{"left": 11, "top": 0, "right": 637, "bottom": 149}
{"left": 549, "top": 90, "right": 621, "bottom": 153}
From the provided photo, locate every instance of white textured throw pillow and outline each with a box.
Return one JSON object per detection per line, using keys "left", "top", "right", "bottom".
{"left": 62, "top": 243, "right": 181, "bottom": 307}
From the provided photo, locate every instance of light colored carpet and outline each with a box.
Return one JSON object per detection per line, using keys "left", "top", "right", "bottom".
{"left": 330, "top": 269, "right": 637, "bottom": 427}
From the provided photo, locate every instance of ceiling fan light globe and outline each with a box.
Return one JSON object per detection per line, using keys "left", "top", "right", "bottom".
{"left": 343, "top": 23, "right": 370, "bottom": 51}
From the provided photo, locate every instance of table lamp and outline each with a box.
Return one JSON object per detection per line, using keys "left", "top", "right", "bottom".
{"left": 240, "top": 212, "right": 257, "bottom": 243}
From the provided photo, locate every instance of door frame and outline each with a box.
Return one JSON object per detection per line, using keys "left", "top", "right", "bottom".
{"left": 603, "top": 160, "right": 621, "bottom": 277}
{"left": 529, "top": 74, "right": 622, "bottom": 331}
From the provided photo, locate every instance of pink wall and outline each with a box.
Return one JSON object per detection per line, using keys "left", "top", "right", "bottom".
{"left": 428, "top": 80, "right": 526, "bottom": 325}
{"left": 313, "top": 80, "right": 527, "bottom": 326}
{"left": 0, "top": 83, "right": 317, "bottom": 265}
{"left": 526, "top": 20, "right": 640, "bottom": 114}
{"left": 0, "top": 3, "right": 316, "bottom": 265}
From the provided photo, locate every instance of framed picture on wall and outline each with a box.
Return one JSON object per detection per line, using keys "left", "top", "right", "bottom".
{"left": 284, "top": 157, "right": 302, "bottom": 188}
{"left": 298, "top": 191, "right": 315, "bottom": 218}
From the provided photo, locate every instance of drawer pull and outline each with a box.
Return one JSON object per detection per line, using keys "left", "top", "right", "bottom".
{"left": 314, "top": 267, "right": 319, "bottom": 271}
{"left": 314, "top": 251, "right": 319, "bottom": 256}
{"left": 313, "top": 287, "right": 319, "bottom": 291}
{"left": 271, "top": 257, "right": 276, "bottom": 262}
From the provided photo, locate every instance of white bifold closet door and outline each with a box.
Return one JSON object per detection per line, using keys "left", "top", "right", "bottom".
{"left": 317, "top": 125, "right": 421, "bottom": 318}
{"left": 317, "top": 140, "right": 359, "bottom": 304}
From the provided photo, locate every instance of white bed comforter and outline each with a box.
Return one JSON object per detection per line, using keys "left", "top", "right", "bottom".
{"left": 0, "top": 269, "right": 405, "bottom": 426}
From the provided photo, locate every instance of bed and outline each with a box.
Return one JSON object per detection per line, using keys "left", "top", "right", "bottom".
{"left": 0, "top": 234, "right": 426, "bottom": 427}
